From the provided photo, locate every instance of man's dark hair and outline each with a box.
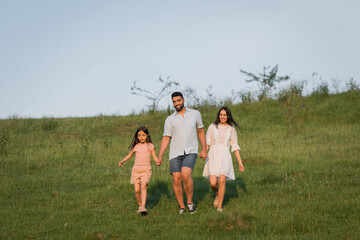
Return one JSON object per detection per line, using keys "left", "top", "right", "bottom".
{"left": 171, "top": 91, "right": 183, "bottom": 99}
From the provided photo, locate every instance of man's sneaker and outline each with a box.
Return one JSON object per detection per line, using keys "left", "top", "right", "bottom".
{"left": 187, "top": 203, "right": 196, "bottom": 214}
{"left": 179, "top": 208, "right": 186, "bottom": 215}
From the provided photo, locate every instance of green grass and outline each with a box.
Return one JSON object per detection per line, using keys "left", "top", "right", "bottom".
{"left": 1, "top": 91, "right": 359, "bottom": 239}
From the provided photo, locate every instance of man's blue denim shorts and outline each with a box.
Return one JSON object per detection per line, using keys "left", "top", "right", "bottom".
{"left": 169, "top": 153, "right": 197, "bottom": 174}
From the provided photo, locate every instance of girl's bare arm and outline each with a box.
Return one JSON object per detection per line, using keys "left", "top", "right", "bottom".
{"left": 118, "top": 151, "right": 134, "bottom": 167}
{"left": 151, "top": 149, "right": 161, "bottom": 166}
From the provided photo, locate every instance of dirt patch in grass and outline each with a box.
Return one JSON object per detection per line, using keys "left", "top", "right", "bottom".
{"left": 207, "top": 212, "right": 253, "bottom": 232}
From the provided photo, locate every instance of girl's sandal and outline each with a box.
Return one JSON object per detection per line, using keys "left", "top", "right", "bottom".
{"left": 213, "top": 197, "right": 219, "bottom": 208}
{"left": 140, "top": 206, "right": 148, "bottom": 216}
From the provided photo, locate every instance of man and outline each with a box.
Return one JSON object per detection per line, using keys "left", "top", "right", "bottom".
{"left": 158, "top": 91, "right": 207, "bottom": 214}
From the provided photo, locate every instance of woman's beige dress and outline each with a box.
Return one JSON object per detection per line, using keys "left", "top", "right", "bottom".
{"left": 202, "top": 123, "right": 240, "bottom": 180}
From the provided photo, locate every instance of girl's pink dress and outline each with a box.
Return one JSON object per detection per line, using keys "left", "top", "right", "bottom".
{"left": 130, "top": 143, "right": 154, "bottom": 184}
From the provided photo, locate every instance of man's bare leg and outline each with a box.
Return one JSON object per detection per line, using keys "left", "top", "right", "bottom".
{"left": 172, "top": 172, "right": 185, "bottom": 209}
{"left": 181, "top": 167, "right": 194, "bottom": 204}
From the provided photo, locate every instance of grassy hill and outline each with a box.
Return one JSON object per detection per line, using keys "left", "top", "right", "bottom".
{"left": 1, "top": 91, "right": 359, "bottom": 239}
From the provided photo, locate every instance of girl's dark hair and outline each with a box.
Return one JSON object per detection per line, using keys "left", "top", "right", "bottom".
{"left": 129, "top": 126, "right": 153, "bottom": 150}
{"left": 214, "top": 106, "right": 239, "bottom": 128}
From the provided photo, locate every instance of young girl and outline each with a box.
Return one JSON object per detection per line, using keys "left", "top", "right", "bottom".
{"left": 118, "top": 126, "right": 160, "bottom": 215}
{"left": 202, "top": 107, "right": 245, "bottom": 211}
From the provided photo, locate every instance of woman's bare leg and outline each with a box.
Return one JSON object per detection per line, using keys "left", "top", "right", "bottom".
{"left": 217, "top": 175, "right": 226, "bottom": 209}
{"left": 209, "top": 175, "right": 219, "bottom": 207}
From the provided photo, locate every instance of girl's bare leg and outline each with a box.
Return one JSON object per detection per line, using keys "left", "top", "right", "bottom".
{"left": 217, "top": 175, "right": 226, "bottom": 209}
{"left": 134, "top": 183, "right": 141, "bottom": 207}
{"left": 140, "top": 182, "right": 147, "bottom": 207}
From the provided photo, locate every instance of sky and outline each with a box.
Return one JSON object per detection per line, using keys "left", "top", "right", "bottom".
{"left": 1, "top": 0, "right": 359, "bottom": 119}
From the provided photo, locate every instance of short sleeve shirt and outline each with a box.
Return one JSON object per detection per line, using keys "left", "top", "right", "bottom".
{"left": 132, "top": 143, "right": 154, "bottom": 170}
{"left": 163, "top": 108, "right": 204, "bottom": 160}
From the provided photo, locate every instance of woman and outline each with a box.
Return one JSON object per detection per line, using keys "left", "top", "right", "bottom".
{"left": 202, "top": 106, "right": 244, "bottom": 211}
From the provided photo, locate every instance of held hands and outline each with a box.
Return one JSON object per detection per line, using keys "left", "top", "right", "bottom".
{"left": 157, "top": 155, "right": 163, "bottom": 166}
{"left": 199, "top": 150, "right": 208, "bottom": 161}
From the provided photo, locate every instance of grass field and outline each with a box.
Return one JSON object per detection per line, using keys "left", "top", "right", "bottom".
{"left": 1, "top": 91, "right": 359, "bottom": 239}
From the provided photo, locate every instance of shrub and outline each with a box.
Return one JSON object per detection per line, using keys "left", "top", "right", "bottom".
{"left": 0, "top": 132, "right": 9, "bottom": 155}
{"left": 41, "top": 118, "right": 59, "bottom": 132}
{"left": 232, "top": 90, "right": 254, "bottom": 104}
{"left": 277, "top": 82, "right": 304, "bottom": 102}
{"left": 312, "top": 81, "right": 329, "bottom": 97}
{"left": 346, "top": 78, "right": 360, "bottom": 92}
{"left": 277, "top": 82, "right": 308, "bottom": 134}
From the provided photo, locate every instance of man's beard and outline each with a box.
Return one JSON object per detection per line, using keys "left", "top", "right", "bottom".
{"left": 175, "top": 103, "right": 184, "bottom": 112}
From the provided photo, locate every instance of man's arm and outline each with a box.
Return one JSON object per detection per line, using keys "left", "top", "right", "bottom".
{"left": 197, "top": 128, "right": 207, "bottom": 160}
{"left": 158, "top": 136, "right": 171, "bottom": 163}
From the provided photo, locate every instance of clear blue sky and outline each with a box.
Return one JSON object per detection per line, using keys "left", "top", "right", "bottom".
{"left": 1, "top": 0, "right": 359, "bottom": 118}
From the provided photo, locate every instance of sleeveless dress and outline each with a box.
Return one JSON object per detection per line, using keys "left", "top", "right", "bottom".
{"left": 202, "top": 124, "right": 240, "bottom": 180}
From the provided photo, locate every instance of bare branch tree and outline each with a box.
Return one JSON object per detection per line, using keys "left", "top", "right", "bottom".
{"left": 240, "top": 64, "right": 290, "bottom": 101}
{"left": 131, "top": 76, "right": 180, "bottom": 111}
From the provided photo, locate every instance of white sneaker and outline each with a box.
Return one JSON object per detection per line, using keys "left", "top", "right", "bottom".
{"left": 187, "top": 203, "right": 196, "bottom": 214}
{"left": 179, "top": 208, "right": 186, "bottom": 215}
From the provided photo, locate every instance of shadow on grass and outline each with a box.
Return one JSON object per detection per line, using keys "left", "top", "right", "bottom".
{"left": 147, "top": 177, "right": 211, "bottom": 208}
{"left": 146, "top": 176, "right": 246, "bottom": 208}
{"left": 193, "top": 177, "right": 210, "bottom": 205}
{"left": 147, "top": 177, "right": 210, "bottom": 207}
{"left": 147, "top": 180, "right": 171, "bottom": 209}
{"left": 223, "top": 177, "right": 247, "bottom": 207}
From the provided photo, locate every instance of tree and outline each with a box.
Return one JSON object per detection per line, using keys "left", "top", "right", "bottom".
{"left": 277, "top": 82, "right": 308, "bottom": 134}
{"left": 182, "top": 86, "right": 201, "bottom": 107}
{"left": 131, "top": 76, "right": 180, "bottom": 111}
{"left": 240, "top": 64, "right": 290, "bottom": 101}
